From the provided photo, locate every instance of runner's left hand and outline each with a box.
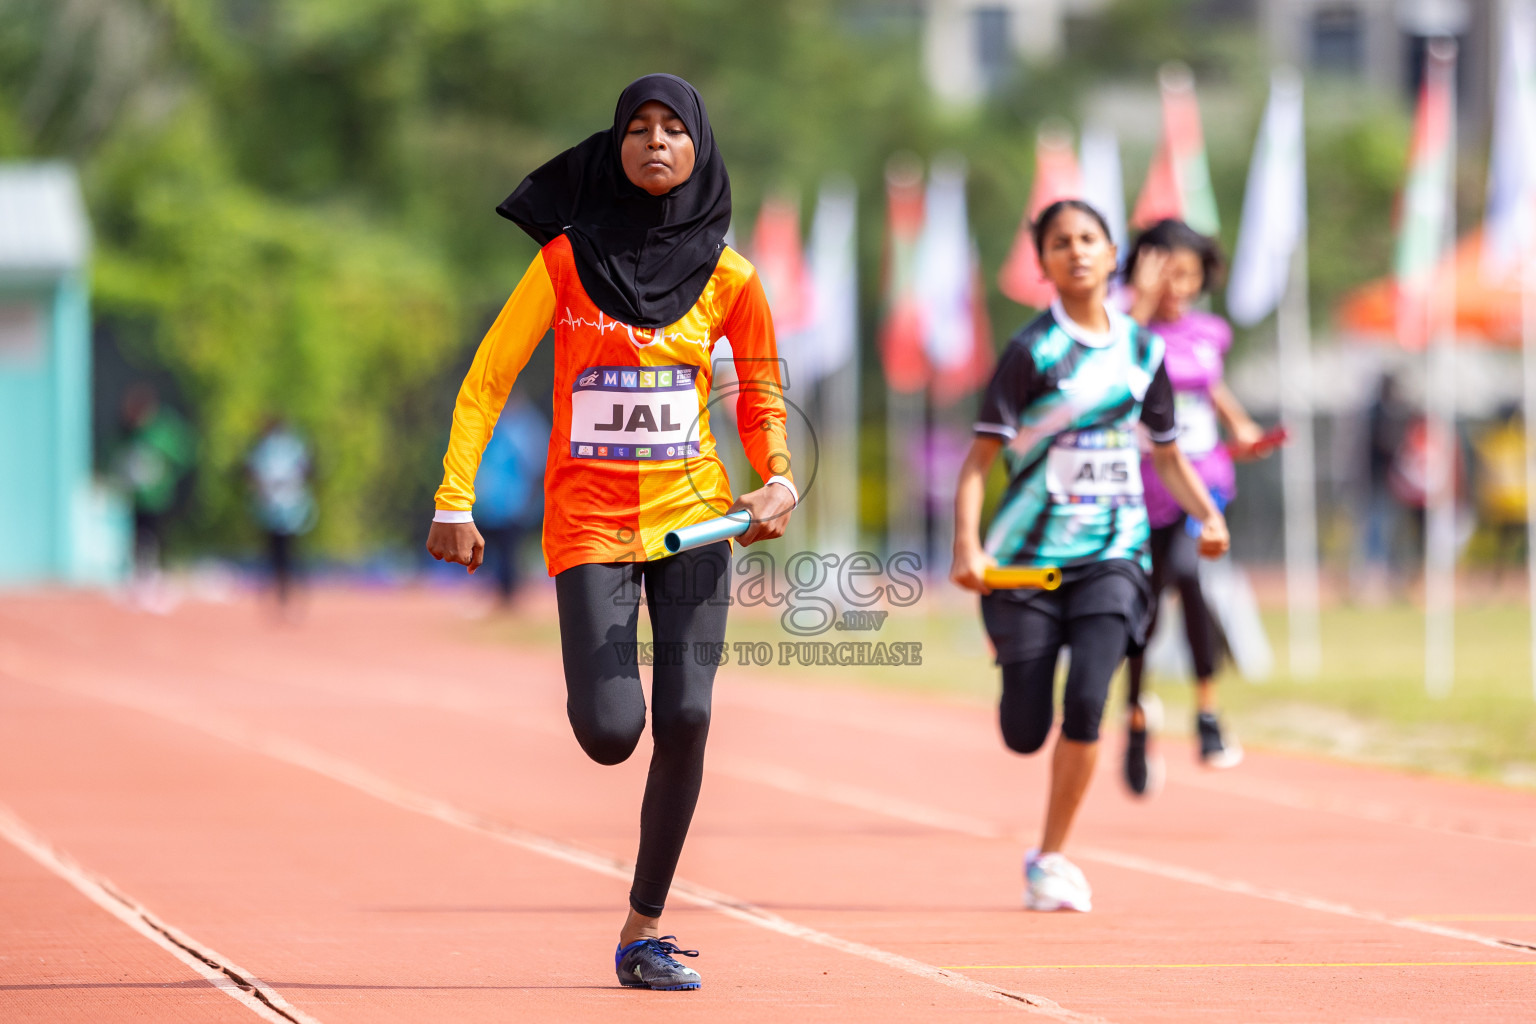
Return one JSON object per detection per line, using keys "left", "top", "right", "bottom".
{"left": 1131, "top": 246, "right": 1170, "bottom": 297}
{"left": 728, "top": 484, "right": 795, "bottom": 546}
{"left": 1197, "top": 514, "right": 1230, "bottom": 559}
{"left": 1128, "top": 247, "right": 1171, "bottom": 324}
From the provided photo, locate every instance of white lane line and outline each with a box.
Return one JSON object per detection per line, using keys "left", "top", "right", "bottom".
{"left": 1, "top": 672, "right": 1108, "bottom": 1023}
{"left": 1075, "top": 848, "right": 1536, "bottom": 955}
{"left": 718, "top": 680, "right": 1536, "bottom": 853}
{"left": 714, "top": 758, "right": 1005, "bottom": 839}
{"left": 1169, "top": 772, "right": 1536, "bottom": 850}
{"left": 0, "top": 801, "right": 324, "bottom": 1024}
{"left": 715, "top": 757, "right": 1536, "bottom": 957}
{"left": 20, "top": 606, "right": 1531, "bottom": 854}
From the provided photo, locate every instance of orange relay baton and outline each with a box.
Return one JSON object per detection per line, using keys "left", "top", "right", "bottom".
{"left": 982, "top": 566, "right": 1062, "bottom": 591}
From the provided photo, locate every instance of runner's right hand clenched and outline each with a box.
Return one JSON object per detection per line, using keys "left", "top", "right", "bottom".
{"left": 427, "top": 521, "right": 485, "bottom": 574}
{"left": 949, "top": 545, "right": 994, "bottom": 595}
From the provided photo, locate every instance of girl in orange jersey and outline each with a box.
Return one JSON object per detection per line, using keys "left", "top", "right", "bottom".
{"left": 427, "top": 74, "right": 796, "bottom": 991}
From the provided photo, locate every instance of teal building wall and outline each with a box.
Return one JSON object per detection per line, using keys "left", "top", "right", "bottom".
{"left": 0, "top": 164, "right": 127, "bottom": 586}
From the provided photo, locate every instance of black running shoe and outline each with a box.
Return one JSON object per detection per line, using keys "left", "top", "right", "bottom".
{"left": 615, "top": 936, "right": 701, "bottom": 991}
{"left": 1124, "top": 726, "right": 1150, "bottom": 795}
{"left": 1123, "top": 696, "right": 1164, "bottom": 797}
{"left": 1197, "top": 711, "right": 1244, "bottom": 768}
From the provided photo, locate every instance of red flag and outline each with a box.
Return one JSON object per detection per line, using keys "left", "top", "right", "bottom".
{"left": 1393, "top": 45, "right": 1455, "bottom": 349}
{"left": 750, "top": 194, "right": 812, "bottom": 335}
{"left": 879, "top": 157, "right": 929, "bottom": 393}
{"left": 998, "top": 125, "right": 1082, "bottom": 309}
{"left": 1133, "top": 63, "right": 1220, "bottom": 234}
{"left": 1134, "top": 137, "right": 1182, "bottom": 230}
{"left": 934, "top": 254, "right": 995, "bottom": 403}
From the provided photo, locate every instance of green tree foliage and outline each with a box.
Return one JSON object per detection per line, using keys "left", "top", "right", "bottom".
{"left": 5, "top": 0, "right": 466, "bottom": 554}
{"left": 88, "top": 102, "right": 460, "bottom": 554}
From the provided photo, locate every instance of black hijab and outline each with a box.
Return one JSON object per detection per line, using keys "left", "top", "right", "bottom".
{"left": 496, "top": 74, "right": 731, "bottom": 329}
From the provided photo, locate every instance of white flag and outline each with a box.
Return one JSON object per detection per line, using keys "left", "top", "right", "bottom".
{"left": 917, "top": 155, "right": 974, "bottom": 371}
{"left": 1485, "top": 0, "right": 1536, "bottom": 277}
{"left": 804, "top": 178, "right": 858, "bottom": 384}
{"left": 1227, "top": 68, "right": 1306, "bottom": 327}
{"left": 1079, "top": 123, "right": 1127, "bottom": 253}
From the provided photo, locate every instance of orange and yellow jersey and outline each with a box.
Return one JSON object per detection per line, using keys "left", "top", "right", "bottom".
{"left": 435, "top": 234, "right": 792, "bottom": 576}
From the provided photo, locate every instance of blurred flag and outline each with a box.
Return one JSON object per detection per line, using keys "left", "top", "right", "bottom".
{"left": 1484, "top": 3, "right": 1536, "bottom": 704}
{"left": 749, "top": 194, "right": 811, "bottom": 552}
{"left": 1228, "top": 68, "right": 1306, "bottom": 327}
{"left": 807, "top": 176, "right": 860, "bottom": 556}
{"left": 751, "top": 193, "right": 813, "bottom": 375}
{"left": 1395, "top": 46, "right": 1456, "bottom": 344}
{"left": 920, "top": 156, "right": 993, "bottom": 402}
{"left": 1228, "top": 67, "right": 1321, "bottom": 679}
{"left": 1079, "top": 122, "right": 1127, "bottom": 253}
{"left": 1397, "top": 40, "right": 1460, "bottom": 698}
{"left": 879, "top": 155, "right": 929, "bottom": 394}
{"left": 1133, "top": 62, "right": 1220, "bottom": 235}
{"left": 933, "top": 252, "right": 995, "bottom": 404}
{"left": 999, "top": 124, "right": 1082, "bottom": 309}
{"left": 804, "top": 178, "right": 858, "bottom": 385}
{"left": 919, "top": 156, "right": 974, "bottom": 372}
{"left": 1484, "top": 0, "right": 1536, "bottom": 278}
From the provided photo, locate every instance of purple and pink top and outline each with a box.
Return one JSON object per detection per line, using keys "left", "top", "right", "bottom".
{"left": 1141, "top": 309, "right": 1236, "bottom": 529}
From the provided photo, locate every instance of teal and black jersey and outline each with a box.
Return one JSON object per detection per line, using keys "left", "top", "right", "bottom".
{"left": 974, "top": 300, "right": 1178, "bottom": 572}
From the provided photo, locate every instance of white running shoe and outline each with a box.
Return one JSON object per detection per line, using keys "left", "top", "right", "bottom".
{"left": 1023, "top": 850, "right": 1093, "bottom": 912}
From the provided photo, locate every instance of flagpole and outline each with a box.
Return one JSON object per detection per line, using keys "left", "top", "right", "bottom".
{"left": 1508, "top": 0, "right": 1536, "bottom": 703}
{"left": 1486, "top": 0, "right": 1536, "bottom": 700}
{"left": 1522, "top": 233, "right": 1536, "bottom": 701}
{"left": 880, "top": 155, "right": 925, "bottom": 563}
{"left": 1228, "top": 66, "right": 1316, "bottom": 676}
{"left": 1424, "top": 38, "right": 1458, "bottom": 698}
{"left": 809, "top": 178, "right": 859, "bottom": 558}
{"left": 887, "top": 388, "right": 921, "bottom": 559}
{"left": 1275, "top": 114, "right": 1321, "bottom": 678}
{"left": 818, "top": 356, "right": 859, "bottom": 557}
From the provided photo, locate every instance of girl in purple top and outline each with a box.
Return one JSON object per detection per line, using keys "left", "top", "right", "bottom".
{"left": 1122, "top": 220, "right": 1266, "bottom": 795}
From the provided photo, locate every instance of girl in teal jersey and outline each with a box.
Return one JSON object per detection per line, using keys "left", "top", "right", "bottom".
{"left": 950, "top": 200, "right": 1229, "bottom": 912}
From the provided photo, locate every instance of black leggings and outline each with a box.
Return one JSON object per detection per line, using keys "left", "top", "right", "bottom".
{"left": 1126, "top": 517, "right": 1218, "bottom": 708}
{"left": 267, "top": 531, "right": 297, "bottom": 604}
{"left": 1000, "top": 613, "right": 1129, "bottom": 752}
{"left": 554, "top": 541, "right": 730, "bottom": 918}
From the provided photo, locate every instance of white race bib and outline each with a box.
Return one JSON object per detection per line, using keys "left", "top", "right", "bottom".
{"left": 569, "top": 365, "right": 702, "bottom": 461}
{"left": 1045, "top": 430, "right": 1144, "bottom": 506}
{"left": 1174, "top": 391, "right": 1219, "bottom": 458}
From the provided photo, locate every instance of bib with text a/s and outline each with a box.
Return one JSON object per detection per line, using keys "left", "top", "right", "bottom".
{"left": 569, "top": 366, "right": 702, "bottom": 461}
{"left": 1045, "top": 429, "right": 1144, "bottom": 506}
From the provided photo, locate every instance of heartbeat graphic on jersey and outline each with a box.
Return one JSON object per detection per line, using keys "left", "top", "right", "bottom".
{"left": 559, "top": 308, "right": 708, "bottom": 350}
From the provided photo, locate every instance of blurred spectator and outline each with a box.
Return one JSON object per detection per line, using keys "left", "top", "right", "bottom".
{"left": 474, "top": 397, "right": 548, "bottom": 606}
{"left": 1388, "top": 414, "right": 1467, "bottom": 572}
{"left": 115, "top": 384, "right": 195, "bottom": 589}
{"left": 246, "top": 417, "right": 316, "bottom": 607}
{"left": 1473, "top": 404, "right": 1527, "bottom": 574}
{"left": 1357, "top": 374, "right": 1410, "bottom": 590}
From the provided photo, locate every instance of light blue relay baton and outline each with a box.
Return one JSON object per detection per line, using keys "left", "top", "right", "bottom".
{"left": 664, "top": 510, "right": 752, "bottom": 554}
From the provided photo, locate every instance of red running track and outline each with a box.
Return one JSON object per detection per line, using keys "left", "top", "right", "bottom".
{"left": 0, "top": 587, "right": 1533, "bottom": 1023}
